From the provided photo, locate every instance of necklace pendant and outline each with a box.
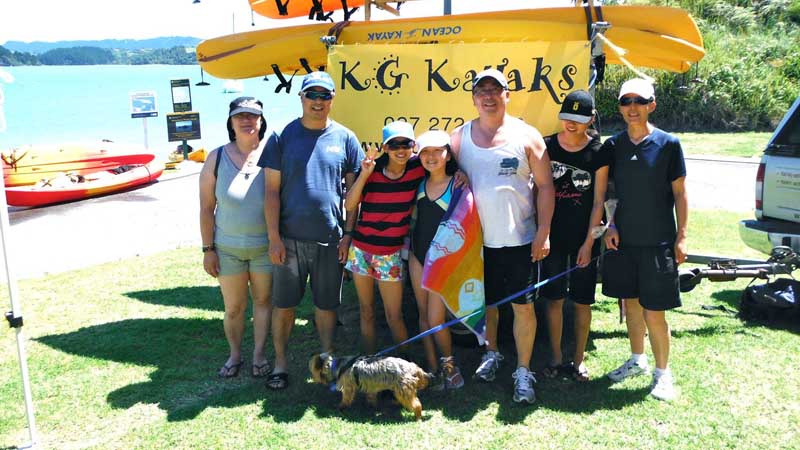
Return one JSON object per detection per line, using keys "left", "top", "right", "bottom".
{"left": 244, "top": 173, "right": 250, "bottom": 180}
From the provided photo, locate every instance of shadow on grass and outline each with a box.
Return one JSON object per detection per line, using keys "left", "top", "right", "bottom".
{"left": 34, "top": 314, "right": 329, "bottom": 422}
{"left": 125, "top": 286, "right": 222, "bottom": 312}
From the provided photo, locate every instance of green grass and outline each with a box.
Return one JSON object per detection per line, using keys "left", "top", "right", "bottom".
{"left": 672, "top": 132, "right": 771, "bottom": 159}
{"left": 2, "top": 209, "right": 798, "bottom": 449}
{"left": 600, "top": 131, "right": 772, "bottom": 159}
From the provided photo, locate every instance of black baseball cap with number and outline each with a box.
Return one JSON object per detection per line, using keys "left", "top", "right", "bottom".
{"left": 558, "top": 90, "right": 595, "bottom": 124}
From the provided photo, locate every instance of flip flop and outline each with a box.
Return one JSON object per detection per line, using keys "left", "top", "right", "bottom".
{"left": 218, "top": 359, "right": 244, "bottom": 378}
{"left": 252, "top": 362, "right": 271, "bottom": 378}
{"left": 266, "top": 371, "right": 289, "bottom": 390}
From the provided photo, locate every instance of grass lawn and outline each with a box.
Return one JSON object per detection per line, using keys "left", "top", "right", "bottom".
{"left": 2, "top": 209, "right": 798, "bottom": 449}
{"left": 673, "top": 132, "right": 771, "bottom": 159}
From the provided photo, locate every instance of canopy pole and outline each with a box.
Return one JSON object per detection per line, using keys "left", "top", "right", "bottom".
{"left": 1, "top": 183, "right": 38, "bottom": 449}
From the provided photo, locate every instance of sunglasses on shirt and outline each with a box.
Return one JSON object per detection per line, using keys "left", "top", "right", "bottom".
{"left": 386, "top": 139, "right": 414, "bottom": 150}
{"left": 302, "top": 90, "right": 333, "bottom": 101}
{"left": 619, "top": 96, "right": 653, "bottom": 106}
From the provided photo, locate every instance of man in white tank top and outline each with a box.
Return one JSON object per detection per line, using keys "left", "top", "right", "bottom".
{"left": 450, "top": 69, "right": 555, "bottom": 404}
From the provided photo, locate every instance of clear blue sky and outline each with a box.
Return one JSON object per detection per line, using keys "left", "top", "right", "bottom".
{"left": 1, "top": 0, "right": 572, "bottom": 44}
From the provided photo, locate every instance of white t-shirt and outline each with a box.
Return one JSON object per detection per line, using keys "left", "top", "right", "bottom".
{"left": 458, "top": 119, "right": 535, "bottom": 248}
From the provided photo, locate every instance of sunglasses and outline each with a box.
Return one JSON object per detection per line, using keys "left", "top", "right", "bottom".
{"left": 386, "top": 139, "right": 414, "bottom": 150}
{"left": 472, "top": 86, "right": 507, "bottom": 97}
{"left": 619, "top": 96, "right": 653, "bottom": 106}
{"left": 302, "top": 90, "right": 333, "bottom": 101}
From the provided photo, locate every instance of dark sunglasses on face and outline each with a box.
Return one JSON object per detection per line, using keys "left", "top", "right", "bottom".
{"left": 302, "top": 90, "right": 333, "bottom": 101}
{"left": 387, "top": 139, "right": 414, "bottom": 150}
{"left": 619, "top": 96, "right": 653, "bottom": 106}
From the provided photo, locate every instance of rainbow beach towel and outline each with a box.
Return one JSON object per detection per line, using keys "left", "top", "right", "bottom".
{"left": 421, "top": 185, "right": 486, "bottom": 345}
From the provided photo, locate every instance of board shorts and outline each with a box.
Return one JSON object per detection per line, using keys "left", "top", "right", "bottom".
{"left": 601, "top": 244, "right": 681, "bottom": 311}
{"left": 539, "top": 243, "right": 599, "bottom": 305}
{"left": 216, "top": 244, "right": 272, "bottom": 276}
{"left": 345, "top": 245, "right": 404, "bottom": 282}
{"left": 272, "top": 238, "right": 343, "bottom": 311}
{"left": 484, "top": 244, "right": 540, "bottom": 306}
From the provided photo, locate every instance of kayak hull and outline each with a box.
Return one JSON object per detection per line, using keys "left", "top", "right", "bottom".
{"left": 198, "top": 5, "right": 704, "bottom": 78}
{"left": 2, "top": 143, "right": 157, "bottom": 187}
{"left": 4, "top": 163, "right": 165, "bottom": 207}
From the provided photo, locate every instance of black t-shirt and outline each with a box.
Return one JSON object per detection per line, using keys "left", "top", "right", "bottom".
{"left": 544, "top": 133, "right": 609, "bottom": 251}
{"left": 603, "top": 128, "right": 686, "bottom": 247}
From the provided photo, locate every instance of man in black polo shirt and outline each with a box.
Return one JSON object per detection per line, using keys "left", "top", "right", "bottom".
{"left": 601, "top": 78, "right": 688, "bottom": 401}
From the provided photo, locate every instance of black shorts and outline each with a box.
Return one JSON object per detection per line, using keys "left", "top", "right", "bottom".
{"left": 601, "top": 245, "right": 681, "bottom": 311}
{"left": 484, "top": 244, "right": 540, "bottom": 306}
{"left": 539, "top": 242, "right": 599, "bottom": 305}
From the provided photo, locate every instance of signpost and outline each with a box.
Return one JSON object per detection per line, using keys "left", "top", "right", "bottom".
{"left": 169, "top": 79, "right": 198, "bottom": 160}
{"left": 129, "top": 90, "right": 158, "bottom": 149}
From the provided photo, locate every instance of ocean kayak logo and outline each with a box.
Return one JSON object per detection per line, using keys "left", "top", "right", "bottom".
{"left": 335, "top": 57, "right": 579, "bottom": 103}
{"left": 367, "top": 25, "right": 462, "bottom": 41}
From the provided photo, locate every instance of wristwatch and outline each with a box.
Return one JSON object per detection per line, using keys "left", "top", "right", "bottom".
{"left": 342, "top": 230, "right": 353, "bottom": 236}
{"left": 202, "top": 244, "right": 216, "bottom": 253}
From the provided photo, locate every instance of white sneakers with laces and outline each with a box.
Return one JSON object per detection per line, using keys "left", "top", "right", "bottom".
{"left": 607, "top": 356, "right": 650, "bottom": 382}
{"left": 474, "top": 350, "right": 504, "bottom": 382}
{"left": 512, "top": 366, "right": 536, "bottom": 404}
{"left": 650, "top": 370, "right": 677, "bottom": 401}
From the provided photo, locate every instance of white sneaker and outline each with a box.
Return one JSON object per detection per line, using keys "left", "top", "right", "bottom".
{"left": 650, "top": 371, "right": 676, "bottom": 401}
{"left": 512, "top": 367, "right": 536, "bottom": 404}
{"left": 474, "top": 351, "right": 504, "bottom": 382}
{"left": 607, "top": 357, "right": 650, "bottom": 382}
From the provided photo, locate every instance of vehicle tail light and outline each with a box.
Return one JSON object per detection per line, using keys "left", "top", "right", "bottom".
{"left": 755, "top": 162, "right": 765, "bottom": 213}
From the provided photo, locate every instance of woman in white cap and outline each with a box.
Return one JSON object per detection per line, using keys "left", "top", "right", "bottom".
{"left": 539, "top": 90, "right": 610, "bottom": 382}
{"left": 407, "top": 130, "right": 465, "bottom": 390}
{"left": 199, "top": 96, "right": 272, "bottom": 378}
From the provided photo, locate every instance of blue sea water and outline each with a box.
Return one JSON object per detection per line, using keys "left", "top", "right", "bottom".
{"left": 0, "top": 65, "right": 301, "bottom": 157}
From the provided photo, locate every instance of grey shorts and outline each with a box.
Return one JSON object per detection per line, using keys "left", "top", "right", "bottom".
{"left": 272, "top": 238, "right": 343, "bottom": 311}
{"left": 216, "top": 244, "right": 272, "bottom": 276}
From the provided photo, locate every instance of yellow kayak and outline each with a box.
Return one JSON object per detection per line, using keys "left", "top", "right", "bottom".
{"left": 197, "top": 5, "right": 704, "bottom": 78}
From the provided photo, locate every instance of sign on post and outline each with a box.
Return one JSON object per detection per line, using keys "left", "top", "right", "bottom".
{"left": 166, "top": 112, "right": 201, "bottom": 142}
{"left": 130, "top": 91, "right": 158, "bottom": 118}
{"left": 170, "top": 79, "right": 192, "bottom": 113}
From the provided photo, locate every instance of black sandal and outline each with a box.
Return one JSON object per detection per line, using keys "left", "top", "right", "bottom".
{"left": 266, "top": 371, "right": 289, "bottom": 390}
{"left": 542, "top": 364, "right": 561, "bottom": 379}
{"left": 252, "top": 362, "right": 271, "bottom": 378}
{"left": 218, "top": 359, "right": 244, "bottom": 378}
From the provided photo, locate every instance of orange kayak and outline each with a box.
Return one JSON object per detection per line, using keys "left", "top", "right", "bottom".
{"left": 4, "top": 162, "right": 164, "bottom": 207}
{"left": 2, "top": 143, "right": 157, "bottom": 187}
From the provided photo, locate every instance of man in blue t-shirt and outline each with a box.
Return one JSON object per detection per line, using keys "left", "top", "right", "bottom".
{"left": 601, "top": 78, "right": 688, "bottom": 402}
{"left": 258, "top": 71, "right": 364, "bottom": 390}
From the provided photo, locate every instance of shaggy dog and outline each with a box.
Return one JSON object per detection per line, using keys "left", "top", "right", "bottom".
{"left": 309, "top": 353, "right": 433, "bottom": 420}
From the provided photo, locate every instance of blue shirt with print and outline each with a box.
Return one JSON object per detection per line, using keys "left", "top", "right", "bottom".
{"left": 259, "top": 118, "right": 363, "bottom": 244}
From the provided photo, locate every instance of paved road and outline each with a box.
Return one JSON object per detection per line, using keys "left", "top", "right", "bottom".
{"left": 1, "top": 163, "right": 203, "bottom": 280}
{"left": 0, "top": 156, "right": 759, "bottom": 281}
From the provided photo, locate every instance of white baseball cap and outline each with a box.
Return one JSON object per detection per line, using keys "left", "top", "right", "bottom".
{"left": 618, "top": 78, "right": 655, "bottom": 100}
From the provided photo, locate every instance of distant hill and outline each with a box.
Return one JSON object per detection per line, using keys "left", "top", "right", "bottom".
{"left": 3, "top": 37, "right": 202, "bottom": 54}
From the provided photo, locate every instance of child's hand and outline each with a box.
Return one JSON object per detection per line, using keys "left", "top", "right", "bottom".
{"left": 361, "top": 144, "right": 380, "bottom": 174}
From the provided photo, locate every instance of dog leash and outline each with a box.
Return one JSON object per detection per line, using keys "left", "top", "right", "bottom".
{"left": 375, "top": 251, "right": 610, "bottom": 357}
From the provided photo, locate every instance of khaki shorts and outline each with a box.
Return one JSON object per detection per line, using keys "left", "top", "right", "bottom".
{"left": 216, "top": 244, "right": 272, "bottom": 276}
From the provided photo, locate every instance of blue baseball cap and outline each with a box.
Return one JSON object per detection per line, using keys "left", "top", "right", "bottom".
{"left": 382, "top": 121, "right": 415, "bottom": 145}
{"left": 301, "top": 71, "right": 335, "bottom": 92}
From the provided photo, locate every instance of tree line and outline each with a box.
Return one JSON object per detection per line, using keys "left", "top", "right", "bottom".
{"left": 0, "top": 45, "right": 196, "bottom": 66}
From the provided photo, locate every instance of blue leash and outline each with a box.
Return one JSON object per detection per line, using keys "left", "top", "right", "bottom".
{"left": 375, "top": 251, "right": 609, "bottom": 357}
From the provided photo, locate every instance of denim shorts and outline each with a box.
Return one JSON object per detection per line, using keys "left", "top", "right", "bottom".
{"left": 216, "top": 244, "right": 272, "bottom": 276}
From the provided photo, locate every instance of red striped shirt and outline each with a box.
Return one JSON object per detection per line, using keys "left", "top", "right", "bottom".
{"left": 353, "top": 157, "right": 425, "bottom": 255}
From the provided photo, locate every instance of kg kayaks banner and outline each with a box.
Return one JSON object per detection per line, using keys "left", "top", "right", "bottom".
{"left": 327, "top": 41, "right": 590, "bottom": 149}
